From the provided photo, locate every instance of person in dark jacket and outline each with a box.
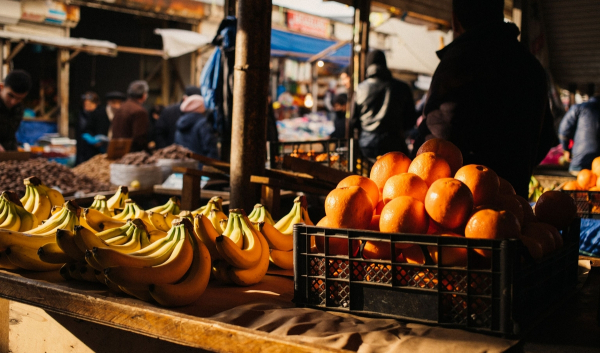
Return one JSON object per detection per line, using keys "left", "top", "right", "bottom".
{"left": 559, "top": 95, "right": 600, "bottom": 173}
{"left": 414, "top": 0, "right": 557, "bottom": 198}
{"left": 350, "top": 50, "right": 416, "bottom": 159}
{"left": 174, "top": 95, "right": 218, "bottom": 159}
{"left": 155, "top": 86, "right": 201, "bottom": 149}
{"left": 147, "top": 104, "right": 164, "bottom": 150}
{"left": 76, "top": 92, "right": 110, "bottom": 164}
{"left": 330, "top": 93, "right": 348, "bottom": 139}
{"left": 0, "top": 70, "right": 31, "bottom": 151}
{"left": 111, "top": 80, "right": 149, "bottom": 152}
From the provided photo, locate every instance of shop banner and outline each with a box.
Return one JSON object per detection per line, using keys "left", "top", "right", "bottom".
{"left": 287, "top": 10, "right": 330, "bottom": 38}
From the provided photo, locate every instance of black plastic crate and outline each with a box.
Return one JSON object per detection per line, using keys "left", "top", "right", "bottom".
{"left": 561, "top": 190, "right": 600, "bottom": 219}
{"left": 267, "top": 139, "right": 372, "bottom": 176}
{"left": 293, "top": 221, "right": 579, "bottom": 336}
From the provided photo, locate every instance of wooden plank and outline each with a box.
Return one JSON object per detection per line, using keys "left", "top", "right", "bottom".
{"left": 282, "top": 155, "right": 352, "bottom": 185}
{"left": 261, "top": 184, "right": 281, "bottom": 220}
{"left": 181, "top": 172, "right": 202, "bottom": 211}
{"left": 0, "top": 271, "right": 344, "bottom": 353}
{"left": 0, "top": 152, "right": 30, "bottom": 161}
{"left": 251, "top": 175, "right": 330, "bottom": 197}
{"left": 58, "top": 49, "right": 70, "bottom": 137}
{"left": 186, "top": 152, "right": 231, "bottom": 172}
{"left": 0, "top": 298, "right": 8, "bottom": 353}
{"left": 172, "top": 167, "right": 229, "bottom": 180}
{"left": 264, "top": 168, "right": 336, "bottom": 190}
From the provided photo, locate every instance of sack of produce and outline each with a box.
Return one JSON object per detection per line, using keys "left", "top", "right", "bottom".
{"left": 110, "top": 164, "right": 162, "bottom": 188}
{"left": 155, "top": 158, "right": 199, "bottom": 182}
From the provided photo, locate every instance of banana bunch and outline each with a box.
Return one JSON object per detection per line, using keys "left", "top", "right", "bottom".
{"left": 89, "top": 195, "right": 112, "bottom": 216}
{"left": 147, "top": 196, "right": 181, "bottom": 215}
{"left": 247, "top": 204, "right": 276, "bottom": 225}
{"left": 100, "top": 219, "right": 211, "bottom": 306}
{"left": 191, "top": 196, "right": 223, "bottom": 216}
{"left": 81, "top": 208, "right": 126, "bottom": 233}
{"left": 0, "top": 201, "right": 80, "bottom": 271}
{"left": 107, "top": 186, "right": 129, "bottom": 214}
{"left": 206, "top": 209, "right": 270, "bottom": 286}
{"left": 0, "top": 191, "right": 38, "bottom": 232}
{"left": 112, "top": 199, "right": 155, "bottom": 231}
{"left": 20, "top": 176, "right": 65, "bottom": 222}
{"left": 148, "top": 211, "right": 179, "bottom": 232}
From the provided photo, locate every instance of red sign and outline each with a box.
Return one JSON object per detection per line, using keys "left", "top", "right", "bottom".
{"left": 287, "top": 10, "right": 330, "bottom": 38}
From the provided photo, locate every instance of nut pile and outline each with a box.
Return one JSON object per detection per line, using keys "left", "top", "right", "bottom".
{"left": 114, "top": 151, "right": 153, "bottom": 166}
{"left": 0, "top": 159, "right": 111, "bottom": 196}
{"left": 72, "top": 154, "right": 113, "bottom": 185}
{"left": 152, "top": 144, "right": 194, "bottom": 160}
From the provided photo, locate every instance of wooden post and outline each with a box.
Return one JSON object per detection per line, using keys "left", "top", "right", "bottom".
{"left": 353, "top": 0, "right": 370, "bottom": 83}
{"left": 0, "top": 298, "right": 9, "bottom": 353}
{"left": 261, "top": 185, "right": 281, "bottom": 220}
{"left": 181, "top": 173, "right": 201, "bottom": 211}
{"left": 1, "top": 40, "right": 9, "bottom": 80}
{"left": 161, "top": 58, "right": 170, "bottom": 105}
{"left": 229, "top": 0, "right": 272, "bottom": 212}
{"left": 58, "top": 49, "right": 70, "bottom": 137}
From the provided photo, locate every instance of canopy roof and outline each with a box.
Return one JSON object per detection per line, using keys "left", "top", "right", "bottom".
{"left": 0, "top": 30, "right": 117, "bottom": 55}
{"left": 271, "top": 29, "right": 351, "bottom": 65}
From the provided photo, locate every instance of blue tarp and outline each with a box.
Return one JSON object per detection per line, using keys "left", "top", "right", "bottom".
{"left": 580, "top": 219, "right": 600, "bottom": 257}
{"left": 271, "top": 29, "right": 351, "bottom": 66}
{"left": 16, "top": 120, "right": 58, "bottom": 145}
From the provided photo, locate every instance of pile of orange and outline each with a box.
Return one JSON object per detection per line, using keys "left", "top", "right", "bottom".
{"left": 319, "top": 138, "right": 577, "bottom": 263}
{"left": 563, "top": 156, "right": 600, "bottom": 191}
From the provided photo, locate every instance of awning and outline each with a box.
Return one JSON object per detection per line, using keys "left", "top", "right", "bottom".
{"left": 154, "top": 28, "right": 212, "bottom": 58}
{"left": 271, "top": 28, "right": 351, "bottom": 65}
{"left": 0, "top": 30, "right": 117, "bottom": 56}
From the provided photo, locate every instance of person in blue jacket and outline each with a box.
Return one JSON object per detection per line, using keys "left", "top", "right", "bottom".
{"left": 559, "top": 94, "right": 600, "bottom": 173}
{"left": 174, "top": 95, "right": 218, "bottom": 159}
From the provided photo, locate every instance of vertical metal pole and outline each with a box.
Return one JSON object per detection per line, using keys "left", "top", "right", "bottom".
{"left": 229, "top": 0, "right": 272, "bottom": 211}
{"left": 58, "top": 49, "right": 70, "bottom": 137}
{"left": 352, "top": 0, "right": 370, "bottom": 84}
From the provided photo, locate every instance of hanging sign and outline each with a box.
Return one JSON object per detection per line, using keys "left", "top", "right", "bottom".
{"left": 287, "top": 10, "right": 330, "bottom": 38}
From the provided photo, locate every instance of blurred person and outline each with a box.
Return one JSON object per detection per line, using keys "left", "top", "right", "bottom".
{"left": 76, "top": 92, "right": 110, "bottom": 164}
{"left": 0, "top": 70, "right": 32, "bottom": 151}
{"left": 104, "top": 91, "right": 126, "bottom": 139}
{"left": 350, "top": 50, "right": 417, "bottom": 159}
{"left": 339, "top": 67, "right": 352, "bottom": 94}
{"left": 323, "top": 80, "right": 338, "bottom": 113}
{"left": 155, "top": 85, "right": 201, "bottom": 149}
{"left": 174, "top": 95, "right": 218, "bottom": 159}
{"left": 111, "top": 80, "right": 149, "bottom": 152}
{"left": 413, "top": 0, "right": 557, "bottom": 197}
{"left": 147, "top": 104, "right": 164, "bottom": 150}
{"left": 559, "top": 92, "right": 600, "bottom": 173}
{"left": 329, "top": 93, "right": 348, "bottom": 139}
{"left": 266, "top": 95, "right": 279, "bottom": 143}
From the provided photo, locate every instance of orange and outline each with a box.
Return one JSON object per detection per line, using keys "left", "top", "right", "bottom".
{"left": 493, "top": 194, "right": 525, "bottom": 227}
{"left": 498, "top": 177, "right": 516, "bottom": 195}
{"left": 534, "top": 190, "right": 577, "bottom": 229}
{"left": 337, "top": 175, "right": 380, "bottom": 208}
{"left": 379, "top": 196, "right": 429, "bottom": 234}
{"left": 368, "top": 215, "right": 380, "bottom": 231}
{"left": 424, "top": 178, "right": 474, "bottom": 230}
{"left": 536, "top": 222, "right": 563, "bottom": 249}
{"left": 519, "top": 236, "right": 544, "bottom": 260}
{"left": 521, "top": 222, "right": 555, "bottom": 255}
{"left": 465, "top": 208, "right": 521, "bottom": 258}
{"left": 362, "top": 240, "right": 390, "bottom": 260}
{"left": 416, "top": 138, "right": 463, "bottom": 175}
{"left": 317, "top": 216, "right": 335, "bottom": 228}
{"left": 515, "top": 194, "right": 536, "bottom": 224}
{"left": 427, "top": 232, "right": 467, "bottom": 267}
{"left": 592, "top": 156, "right": 600, "bottom": 176}
{"left": 562, "top": 180, "right": 581, "bottom": 191}
{"left": 324, "top": 186, "right": 373, "bottom": 230}
{"left": 407, "top": 152, "right": 451, "bottom": 187}
{"left": 382, "top": 173, "right": 428, "bottom": 204}
{"left": 374, "top": 200, "right": 385, "bottom": 216}
{"left": 401, "top": 245, "right": 426, "bottom": 264}
{"left": 590, "top": 186, "right": 600, "bottom": 191}
{"left": 369, "top": 152, "right": 411, "bottom": 193}
{"left": 577, "top": 169, "right": 597, "bottom": 189}
{"left": 454, "top": 164, "right": 499, "bottom": 206}
{"left": 314, "top": 217, "right": 349, "bottom": 255}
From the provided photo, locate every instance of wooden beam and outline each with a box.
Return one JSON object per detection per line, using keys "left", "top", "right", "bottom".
{"left": 186, "top": 152, "right": 231, "bottom": 172}
{"left": 61, "top": 49, "right": 82, "bottom": 65}
{"left": 282, "top": 155, "right": 352, "bottom": 185}
{"left": 5, "top": 41, "right": 25, "bottom": 63}
{"left": 144, "top": 60, "right": 163, "bottom": 83}
{"left": 0, "top": 298, "right": 8, "bottom": 353}
{"left": 117, "top": 46, "right": 164, "bottom": 57}
{"left": 57, "top": 49, "right": 70, "bottom": 137}
{"left": 161, "top": 59, "right": 169, "bottom": 106}
{"left": 307, "top": 40, "right": 351, "bottom": 63}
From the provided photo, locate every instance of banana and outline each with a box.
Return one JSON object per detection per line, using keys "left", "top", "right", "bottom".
{"left": 226, "top": 227, "right": 270, "bottom": 286}
{"left": 31, "top": 185, "right": 52, "bottom": 222}
{"left": 149, "top": 230, "right": 212, "bottom": 307}
{"left": 28, "top": 201, "right": 79, "bottom": 236}
{"left": 83, "top": 208, "right": 126, "bottom": 232}
{"left": 59, "top": 263, "right": 72, "bottom": 280}
{"left": 106, "top": 227, "right": 143, "bottom": 253}
{"left": 14, "top": 204, "right": 38, "bottom": 232}
{"left": 84, "top": 250, "right": 105, "bottom": 271}
{"left": 107, "top": 186, "right": 129, "bottom": 213}
{"left": 5, "top": 245, "right": 62, "bottom": 271}
{"left": 0, "top": 203, "right": 21, "bottom": 231}
{"left": 221, "top": 212, "right": 244, "bottom": 249}
{"left": 193, "top": 214, "right": 221, "bottom": 260}
{"left": 67, "top": 262, "right": 84, "bottom": 280}
{"left": 148, "top": 211, "right": 172, "bottom": 232}
{"left": 96, "top": 222, "right": 132, "bottom": 241}
{"left": 50, "top": 205, "right": 63, "bottom": 216}
{"left": 191, "top": 196, "right": 224, "bottom": 216}
{"left": 75, "top": 226, "right": 109, "bottom": 251}
{"left": 148, "top": 229, "right": 168, "bottom": 243}
{"left": 37, "top": 183, "right": 65, "bottom": 208}
{"left": 208, "top": 209, "right": 228, "bottom": 233}
{"left": 0, "top": 251, "right": 20, "bottom": 270}
{"left": 104, "top": 277, "right": 125, "bottom": 294}
{"left": 93, "top": 269, "right": 106, "bottom": 284}
{"left": 38, "top": 242, "right": 72, "bottom": 264}
{"left": 211, "top": 259, "right": 233, "bottom": 284}
{"left": 89, "top": 195, "right": 112, "bottom": 217}
{"left": 274, "top": 199, "right": 304, "bottom": 235}
{"left": 104, "top": 224, "right": 194, "bottom": 286}
{"left": 20, "top": 185, "right": 31, "bottom": 211}
{"left": 0, "top": 229, "right": 55, "bottom": 252}
{"left": 215, "top": 213, "right": 262, "bottom": 269}
{"left": 119, "top": 284, "right": 153, "bottom": 301}
{"left": 147, "top": 196, "right": 181, "bottom": 215}
{"left": 0, "top": 199, "right": 9, "bottom": 225}
{"left": 111, "top": 200, "right": 136, "bottom": 221}
{"left": 248, "top": 204, "right": 276, "bottom": 226}
{"left": 269, "top": 248, "right": 294, "bottom": 270}
{"left": 260, "top": 221, "right": 293, "bottom": 252}
{"left": 56, "top": 229, "right": 86, "bottom": 261}
{"left": 79, "top": 263, "right": 100, "bottom": 283}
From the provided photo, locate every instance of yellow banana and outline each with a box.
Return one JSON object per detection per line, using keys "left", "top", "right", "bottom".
{"left": 226, "top": 228, "right": 270, "bottom": 286}
{"left": 67, "top": 262, "right": 84, "bottom": 280}
{"left": 1, "top": 191, "right": 36, "bottom": 231}
{"left": 37, "top": 184, "right": 65, "bottom": 208}
{"left": 193, "top": 214, "right": 221, "bottom": 260}
{"left": 301, "top": 206, "right": 313, "bottom": 226}
{"left": 50, "top": 205, "right": 63, "bottom": 216}
{"left": 59, "top": 263, "right": 72, "bottom": 280}
{"left": 106, "top": 186, "right": 129, "bottom": 212}
{"left": 79, "top": 263, "right": 100, "bottom": 283}
{"left": 221, "top": 211, "right": 244, "bottom": 248}
{"left": 28, "top": 201, "right": 79, "bottom": 236}
{"left": 20, "top": 185, "right": 32, "bottom": 211}
{"left": 215, "top": 213, "right": 261, "bottom": 269}
{"left": 208, "top": 209, "right": 228, "bottom": 233}
{"left": 89, "top": 195, "right": 112, "bottom": 217}
{"left": 0, "top": 203, "right": 21, "bottom": 231}
{"left": 148, "top": 229, "right": 168, "bottom": 243}
{"left": 31, "top": 186, "right": 52, "bottom": 222}
{"left": 37, "top": 242, "right": 72, "bottom": 264}
{"left": 0, "top": 251, "right": 20, "bottom": 269}
{"left": 104, "top": 224, "right": 193, "bottom": 286}
{"left": 148, "top": 211, "right": 171, "bottom": 232}
{"left": 248, "top": 204, "right": 276, "bottom": 226}
{"left": 0, "top": 199, "right": 9, "bottom": 225}
{"left": 14, "top": 204, "right": 38, "bottom": 232}
{"left": 148, "top": 196, "right": 180, "bottom": 215}
{"left": 259, "top": 221, "right": 293, "bottom": 252}
{"left": 56, "top": 229, "right": 86, "bottom": 261}
{"left": 0, "top": 229, "right": 54, "bottom": 252}
{"left": 269, "top": 248, "right": 294, "bottom": 270}
{"left": 96, "top": 222, "right": 132, "bottom": 241}
{"left": 191, "top": 196, "right": 223, "bottom": 216}
{"left": 119, "top": 284, "right": 153, "bottom": 301}
{"left": 83, "top": 208, "right": 126, "bottom": 232}
{"left": 75, "top": 225, "right": 109, "bottom": 251}
{"left": 149, "top": 230, "right": 212, "bottom": 307}
{"left": 111, "top": 200, "right": 136, "bottom": 221}
{"left": 84, "top": 250, "right": 105, "bottom": 271}
{"left": 106, "top": 227, "right": 143, "bottom": 253}
{"left": 211, "top": 259, "right": 233, "bottom": 284}
{"left": 5, "top": 245, "right": 62, "bottom": 271}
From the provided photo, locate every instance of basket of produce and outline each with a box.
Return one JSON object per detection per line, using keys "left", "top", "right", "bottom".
{"left": 110, "top": 151, "right": 161, "bottom": 188}
{"left": 153, "top": 145, "right": 198, "bottom": 181}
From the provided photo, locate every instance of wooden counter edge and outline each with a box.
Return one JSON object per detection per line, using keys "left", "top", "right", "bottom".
{"left": 0, "top": 271, "right": 348, "bottom": 353}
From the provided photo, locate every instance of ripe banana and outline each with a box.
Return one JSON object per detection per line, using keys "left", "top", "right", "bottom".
{"left": 208, "top": 209, "right": 228, "bottom": 233}
{"left": 221, "top": 212, "right": 244, "bottom": 249}
{"left": 1, "top": 191, "right": 38, "bottom": 231}
{"left": 83, "top": 208, "right": 126, "bottom": 232}
{"left": 79, "top": 263, "right": 100, "bottom": 283}
{"left": 0, "top": 199, "right": 9, "bottom": 225}
{"left": 56, "top": 229, "right": 86, "bottom": 261}
{"left": 75, "top": 225, "right": 109, "bottom": 252}
{"left": 148, "top": 211, "right": 171, "bottom": 232}
{"left": 0, "top": 251, "right": 20, "bottom": 270}
{"left": 211, "top": 259, "right": 233, "bottom": 284}
{"left": 226, "top": 227, "right": 270, "bottom": 286}
{"left": 147, "top": 196, "right": 180, "bottom": 215}
{"left": 67, "top": 262, "right": 84, "bottom": 280}
{"left": 14, "top": 204, "right": 38, "bottom": 232}
{"left": 38, "top": 242, "right": 72, "bottom": 264}
{"left": 89, "top": 195, "right": 112, "bottom": 217}
{"left": 193, "top": 214, "right": 222, "bottom": 260}
{"left": 0, "top": 202, "right": 21, "bottom": 231}
{"left": 20, "top": 184, "right": 33, "bottom": 211}
{"left": 96, "top": 222, "right": 132, "bottom": 241}
{"left": 50, "top": 205, "right": 63, "bottom": 216}
{"left": 269, "top": 248, "right": 294, "bottom": 270}
{"left": 59, "top": 263, "right": 72, "bottom": 280}
{"left": 0, "top": 229, "right": 55, "bottom": 252}
{"left": 107, "top": 186, "right": 129, "bottom": 213}
{"left": 274, "top": 200, "right": 303, "bottom": 235}
{"left": 30, "top": 183, "right": 52, "bottom": 222}
{"left": 248, "top": 204, "right": 276, "bottom": 225}
{"left": 104, "top": 277, "right": 125, "bottom": 294}
{"left": 149, "top": 231, "right": 212, "bottom": 307}
{"left": 119, "top": 284, "right": 153, "bottom": 301}
{"left": 191, "top": 196, "right": 223, "bottom": 216}
{"left": 104, "top": 224, "right": 193, "bottom": 286}
{"left": 92, "top": 232, "right": 180, "bottom": 269}
{"left": 36, "top": 183, "right": 65, "bottom": 208}
{"left": 215, "top": 213, "right": 262, "bottom": 269}
{"left": 148, "top": 229, "right": 168, "bottom": 243}
{"left": 260, "top": 221, "right": 293, "bottom": 252}
{"left": 28, "top": 201, "right": 79, "bottom": 236}
{"left": 5, "top": 245, "right": 62, "bottom": 271}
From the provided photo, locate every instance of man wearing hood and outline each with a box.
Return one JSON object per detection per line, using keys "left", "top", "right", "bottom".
{"left": 174, "top": 95, "right": 218, "bottom": 159}
{"left": 414, "top": 0, "right": 557, "bottom": 198}
{"left": 350, "top": 50, "right": 416, "bottom": 159}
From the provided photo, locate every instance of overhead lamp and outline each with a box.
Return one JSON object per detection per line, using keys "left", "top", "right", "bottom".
{"left": 304, "top": 93, "right": 314, "bottom": 108}
{"left": 317, "top": 60, "right": 325, "bottom": 68}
